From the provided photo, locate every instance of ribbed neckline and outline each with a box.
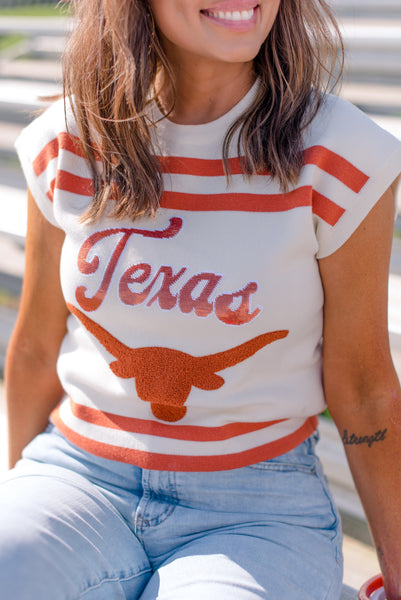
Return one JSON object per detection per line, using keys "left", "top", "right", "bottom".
{"left": 152, "top": 79, "right": 259, "bottom": 144}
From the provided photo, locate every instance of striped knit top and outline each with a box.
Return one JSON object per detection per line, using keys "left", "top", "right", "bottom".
{"left": 16, "top": 85, "right": 401, "bottom": 471}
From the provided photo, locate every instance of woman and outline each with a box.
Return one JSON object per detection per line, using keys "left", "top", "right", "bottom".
{"left": 1, "top": 0, "right": 401, "bottom": 598}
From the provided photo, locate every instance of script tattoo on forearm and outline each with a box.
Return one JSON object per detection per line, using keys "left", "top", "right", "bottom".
{"left": 342, "top": 428, "right": 388, "bottom": 448}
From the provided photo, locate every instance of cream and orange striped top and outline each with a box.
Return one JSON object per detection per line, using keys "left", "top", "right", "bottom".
{"left": 16, "top": 85, "right": 401, "bottom": 471}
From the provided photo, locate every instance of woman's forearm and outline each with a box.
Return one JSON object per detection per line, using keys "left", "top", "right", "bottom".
{"left": 5, "top": 337, "right": 64, "bottom": 469}
{"left": 330, "top": 385, "right": 401, "bottom": 600}
{"left": 5, "top": 191, "right": 68, "bottom": 469}
{"left": 317, "top": 186, "right": 401, "bottom": 598}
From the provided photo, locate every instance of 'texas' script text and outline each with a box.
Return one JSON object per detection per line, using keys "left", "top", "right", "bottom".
{"left": 75, "top": 218, "right": 261, "bottom": 326}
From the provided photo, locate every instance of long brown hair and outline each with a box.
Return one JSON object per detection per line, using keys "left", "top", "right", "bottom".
{"left": 63, "top": 0, "right": 344, "bottom": 222}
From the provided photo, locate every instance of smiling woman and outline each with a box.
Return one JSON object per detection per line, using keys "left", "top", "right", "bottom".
{"left": 62, "top": 0, "right": 342, "bottom": 222}
{"left": 2, "top": 0, "right": 401, "bottom": 599}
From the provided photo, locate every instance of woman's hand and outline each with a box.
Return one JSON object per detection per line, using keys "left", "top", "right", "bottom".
{"left": 319, "top": 184, "right": 401, "bottom": 600}
{"left": 5, "top": 189, "right": 69, "bottom": 468}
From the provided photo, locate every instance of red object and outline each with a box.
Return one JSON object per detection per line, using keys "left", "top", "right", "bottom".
{"left": 359, "top": 574, "right": 401, "bottom": 600}
{"left": 359, "top": 575, "right": 383, "bottom": 600}
{"left": 358, "top": 575, "right": 401, "bottom": 600}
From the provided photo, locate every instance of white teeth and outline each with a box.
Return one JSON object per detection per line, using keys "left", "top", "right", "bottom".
{"left": 205, "top": 8, "right": 254, "bottom": 21}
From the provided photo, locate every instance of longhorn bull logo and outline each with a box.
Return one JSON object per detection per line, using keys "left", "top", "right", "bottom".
{"left": 67, "top": 303, "right": 289, "bottom": 422}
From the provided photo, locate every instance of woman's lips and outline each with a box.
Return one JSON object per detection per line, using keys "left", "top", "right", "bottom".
{"left": 200, "top": 4, "right": 258, "bottom": 31}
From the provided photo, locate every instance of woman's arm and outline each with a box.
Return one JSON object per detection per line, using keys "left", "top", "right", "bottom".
{"left": 319, "top": 185, "right": 401, "bottom": 599}
{"left": 5, "top": 189, "right": 69, "bottom": 468}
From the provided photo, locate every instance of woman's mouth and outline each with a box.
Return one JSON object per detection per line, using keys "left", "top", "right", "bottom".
{"left": 200, "top": 4, "right": 259, "bottom": 30}
{"left": 201, "top": 8, "right": 255, "bottom": 21}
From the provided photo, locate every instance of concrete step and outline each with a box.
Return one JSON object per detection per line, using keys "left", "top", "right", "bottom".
{"left": 29, "top": 34, "right": 66, "bottom": 55}
{"left": 390, "top": 235, "right": 401, "bottom": 274}
{"left": 342, "top": 535, "right": 380, "bottom": 592}
{"left": 0, "top": 184, "right": 27, "bottom": 242}
{"left": 344, "top": 50, "right": 401, "bottom": 83}
{"left": 0, "top": 78, "right": 60, "bottom": 124}
{"left": 339, "top": 22, "right": 401, "bottom": 83}
{"left": 0, "top": 163, "right": 25, "bottom": 189}
{"left": 0, "top": 120, "right": 25, "bottom": 157}
{"left": 341, "top": 82, "right": 401, "bottom": 116}
{"left": 341, "top": 21, "right": 401, "bottom": 50}
{"left": 369, "top": 114, "right": 401, "bottom": 145}
{"left": 333, "top": 0, "right": 401, "bottom": 18}
{"left": 0, "top": 304, "right": 18, "bottom": 375}
{"left": 0, "top": 57, "right": 62, "bottom": 82}
{"left": 0, "top": 16, "right": 71, "bottom": 37}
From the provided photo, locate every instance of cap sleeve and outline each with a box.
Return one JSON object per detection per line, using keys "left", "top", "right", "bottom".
{"left": 15, "top": 99, "right": 75, "bottom": 229}
{"left": 309, "top": 96, "right": 401, "bottom": 259}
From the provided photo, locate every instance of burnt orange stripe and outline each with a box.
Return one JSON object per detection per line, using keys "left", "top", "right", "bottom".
{"left": 312, "top": 190, "right": 345, "bottom": 226}
{"left": 158, "top": 146, "right": 368, "bottom": 192}
{"left": 48, "top": 172, "right": 342, "bottom": 226}
{"left": 51, "top": 408, "right": 318, "bottom": 472}
{"left": 34, "top": 137, "right": 59, "bottom": 177}
{"left": 69, "top": 399, "right": 287, "bottom": 442}
{"left": 160, "top": 186, "right": 313, "bottom": 212}
{"left": 303, "top": 146, "right": 369, "bottom": 193}
{"left": 50, "top": 170, "right": 94, "bottom": 197}
{"left": 158, "top": 156, "right": 254, "bottom": 177}
{"left": 33, "top": 132, "right": 85, "bottom": 177}
{"left": 34, "top": 138, "right": 368, "bottom": 196}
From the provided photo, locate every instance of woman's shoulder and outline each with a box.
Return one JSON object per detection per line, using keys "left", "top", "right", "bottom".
{"left": 306, "top": 93, "right": 401, "bottom": 162}
{"left": 306, "top": 94, "right": 401, "bottom": 259}
{"left": 311, "top": 93, "right": 376, "bottom": 132}
{"left": 15, "top": 96, "right": 82, "bottom": 188}
{"left": 14, "top": 96, "right": 85, "bottom": 230}
{"left": 17, "top": 96, "right": 78, "bottom": 151}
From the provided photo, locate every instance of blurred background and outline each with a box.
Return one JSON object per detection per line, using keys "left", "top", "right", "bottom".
{"left": 0, "top": 0, "right": 400, "bottom": 590}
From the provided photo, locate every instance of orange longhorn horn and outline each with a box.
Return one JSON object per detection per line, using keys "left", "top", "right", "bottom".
{"left": 67, "top": 303, "right": 133, "bottom": 361}
{"left": 197, "top": 330, "right": 289, "bottom": 373}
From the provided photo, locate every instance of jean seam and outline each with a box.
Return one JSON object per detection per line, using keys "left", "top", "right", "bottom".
{"left": 312, "top": 464, "right": 343, "bottom": 568}
{"left": 246, "top": 462, "right": 315, "bottom": 473}
{"left": 136, "top": 502, "right": 177, "bottom": 530}
{"left": 79, "top": 567, "right": 152, "bottom": 598}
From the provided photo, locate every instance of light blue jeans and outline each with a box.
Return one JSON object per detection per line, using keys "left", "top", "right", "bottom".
{"left": 0, "top": 425, "right": 343, "bottom": 599}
